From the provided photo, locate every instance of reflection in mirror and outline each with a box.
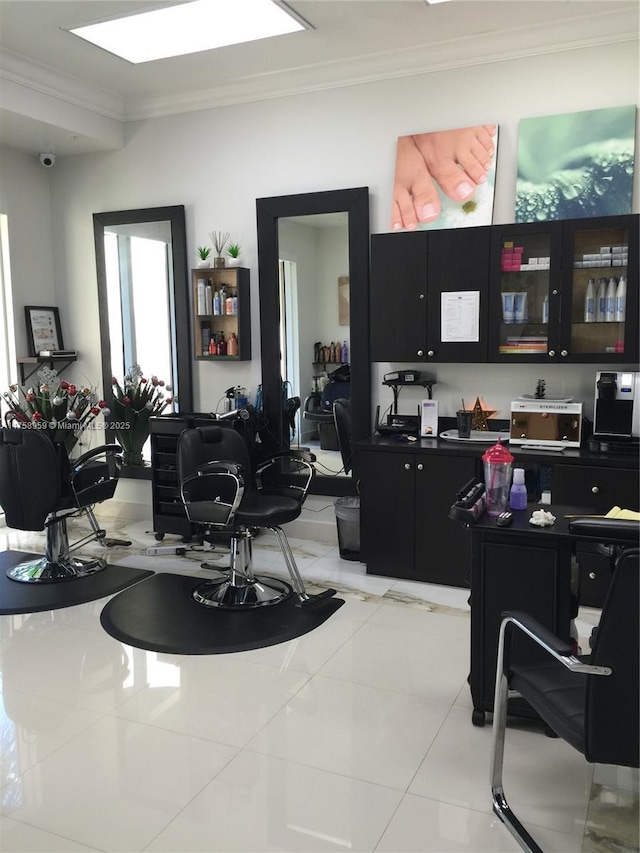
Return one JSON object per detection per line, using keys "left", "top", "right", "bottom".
{"left": 93, "top": 206, "right": 192, "bottom": 470}
{"left": 257, "top": 188, "right": 370, "bottom": 496}
{"left": 103, "top": 220, "right": 173, "bottom": 382}
{"left": 278, "top": 213, "right": 349, "bottom": 478}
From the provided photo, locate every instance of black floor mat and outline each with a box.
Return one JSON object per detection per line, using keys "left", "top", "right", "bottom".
{"left": 0, "top": 551, "right": 154, "bottom": 615}
{"left": 100, "top": 572, "right": 344, "bottom": 654}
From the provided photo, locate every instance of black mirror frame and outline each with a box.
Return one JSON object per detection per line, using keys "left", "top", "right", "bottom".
{"left": 256, "top": 187, "right": 370, "bottom": 492}
{"left": 93, "top": 205, "right": 193, "bottom": 475}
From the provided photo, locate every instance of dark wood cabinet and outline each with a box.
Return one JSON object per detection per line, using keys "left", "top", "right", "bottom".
{"left": 553, "top": 462, "right": 639, "bottom": 608}
{"left": 469, "top": 524, "right": 573, "bottom": 726}
{"left": 489, "top": 215, "right": 638, "bottom": 363}
{"left": 360, "top": 449, "right": 416, "bottom": 575}
{"left": 370, "top": 231, "right": 428, "bottom": 362}
{"left": 360, "top": 447, "right": 475, "bottom": 586}
{"left": 558, "top": 215, "right": 639, "bottom": 364}
{"left": 488, "top": 221, "right": 562, "bottom": 362}
{"left": 371, "top": 214, "right": 638, "bottom": 366}
{"left": 426, "top": 225, "right": 491, "bottom": 363}
{"left": 358, "top": 438, "right": 638, "bottom": 608}
{"left": 552, "top": 463, "right": 639, "bottom": 512}
{"left": 370, "top": 226, "right": 490, "bottom": 363}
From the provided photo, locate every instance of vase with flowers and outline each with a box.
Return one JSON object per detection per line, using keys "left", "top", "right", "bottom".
{"left": 209, "top": 230, "right": 230, "bottom": 268}
{"left": 2, "top": 366, "right": 107, "bottom": 455}
{"left": 110, "top": 364, "right": 174, "bottom": 466}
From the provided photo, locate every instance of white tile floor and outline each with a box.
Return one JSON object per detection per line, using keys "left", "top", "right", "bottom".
{"left": 0, "top": 503, "right": 636, "bottom": 853}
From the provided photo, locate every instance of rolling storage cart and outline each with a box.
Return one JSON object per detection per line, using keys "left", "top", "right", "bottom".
{"left": 150, "top": 414, "right": 216, "bottom": 540}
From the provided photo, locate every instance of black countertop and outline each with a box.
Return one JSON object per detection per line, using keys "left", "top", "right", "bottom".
{"left": 356, "top": 432, "right": 639, "bottom": 470}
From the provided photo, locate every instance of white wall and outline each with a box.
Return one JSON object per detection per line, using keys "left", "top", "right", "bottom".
{"left": 0, "top": 151, "right": 56, "bottom": 358}
{"left": 316, "top": 226, "right": 349, "bottom": 351}
{"left": 1, "top": 39, "right": 638, "bottom": 443}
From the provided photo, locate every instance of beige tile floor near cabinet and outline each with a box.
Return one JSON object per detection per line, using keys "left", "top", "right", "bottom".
{"left": 0, "top": 497, "right": 636, "bottom": 853}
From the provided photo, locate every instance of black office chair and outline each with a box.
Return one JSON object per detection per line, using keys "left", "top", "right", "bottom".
{"left": 177, "top": 425, "right": 337, "bottom": 609}
{"left": 0, "top": 427, "right": 125, "bottom": 582}
{"left": 333, "top": 398, "right": 352, "bottom": 475}
{"left": 490, "top": 521, "right": 639, "bottom": 853}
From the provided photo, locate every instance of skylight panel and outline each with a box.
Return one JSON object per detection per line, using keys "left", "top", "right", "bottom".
{"left": 69, "top": 0, "right": 307, "bottom": 64}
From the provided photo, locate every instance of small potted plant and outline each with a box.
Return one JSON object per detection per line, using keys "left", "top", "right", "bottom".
{"left": 196, "top": 246, "right": 211, "bottom": 268}
{"left": 227, "top": 242, "right": 241, "bottom": 266}
{"left": 209, "top": 231, "right": 230, "bottom": 268}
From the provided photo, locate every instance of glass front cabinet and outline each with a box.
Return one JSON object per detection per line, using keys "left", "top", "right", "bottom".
{"left": 489, "top": 214, "right": 638, "bottom": 363}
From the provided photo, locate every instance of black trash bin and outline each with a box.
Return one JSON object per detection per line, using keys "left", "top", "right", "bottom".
{"left": 334, "top": 496, "right": 360, "bottom": 561}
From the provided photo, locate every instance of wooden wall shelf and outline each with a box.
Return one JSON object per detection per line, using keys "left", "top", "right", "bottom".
{"left": 17, "top": 355, "right": 78, "bottom": 384}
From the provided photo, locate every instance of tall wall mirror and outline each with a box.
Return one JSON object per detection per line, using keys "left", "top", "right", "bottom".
{"left": 93, "top": 205, "right": 193, "bottom": 474}
{"left": 257, "top": 187, "right": 370, "bottom": 496}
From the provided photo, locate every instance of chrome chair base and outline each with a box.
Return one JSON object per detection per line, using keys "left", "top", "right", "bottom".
{"left": 192, "top": 575, "right": 292, "bottom": 609}
{"left": 6, "top": 511, "right": 113, "bottom": 583}
{"left": 7, "top": 555, "right": 107, "bottom": 583}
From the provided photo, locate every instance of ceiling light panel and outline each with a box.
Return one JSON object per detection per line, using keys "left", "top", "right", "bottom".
{"left": 69, "top": 0, "right": 307, "bottom": 64}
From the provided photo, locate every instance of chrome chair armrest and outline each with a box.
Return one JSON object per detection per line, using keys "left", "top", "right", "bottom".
{"left": 71, "top": 443, "right": 123, "bottom": 471}
{"left": 196, "top": 460, "right": 245, "bottom": 478}
{"left": 69, "top": 444, "right": 124, "bottom": 506}
{"left": 255, "top": 454, "right": 315, "bottom": 503}
{"left": 181, "top": 460, "right": 245, "bottom": 526}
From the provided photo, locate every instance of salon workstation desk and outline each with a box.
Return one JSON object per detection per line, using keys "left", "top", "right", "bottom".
{"left": 463, "top": 506, "right": 639, "bottom": 727}
{"left": 356, "top": 433, "right": 639, "bottom": 605}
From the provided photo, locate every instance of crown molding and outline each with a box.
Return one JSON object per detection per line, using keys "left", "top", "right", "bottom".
{"left": 0, "top": 47, "right": 125, "bottom": 121}
{"left": 0, "top": 7, "right": 637, "bottom": 131}
{"left": 122, "top": 7, "right": 640, "bottom": 119}
{"left": 126, "top": 31, "right": 638, "bottom": 121}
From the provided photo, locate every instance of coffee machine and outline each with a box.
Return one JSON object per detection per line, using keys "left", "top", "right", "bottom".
{"left": 592, "top": 371, "right": 640, "bottom": 450}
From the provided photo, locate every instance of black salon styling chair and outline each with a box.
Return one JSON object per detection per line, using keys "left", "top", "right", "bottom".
{"left": 177, "top": 425, "right": 337, "bottom": 609}
{"left": 490, "top": 519, "right": 639, "bottom": 853}
{"left": 303, "top": 365, "right": 351, "bottom": 451}
{"left": 0, "top": 427, "right": 125, "bottom": 582}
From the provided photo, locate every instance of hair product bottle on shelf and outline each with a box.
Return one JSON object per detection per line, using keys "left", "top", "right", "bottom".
{"left": 595, "top": 277, "right": 607, "bottom": 322}
{"left": 583, "top": 278, "right": 595, "bottom": 322}
{"left": 605, "top": 277, "right": 617, "bottom": 322}
{"left": 615, "top": 275, "right": 626, "bottom": 322}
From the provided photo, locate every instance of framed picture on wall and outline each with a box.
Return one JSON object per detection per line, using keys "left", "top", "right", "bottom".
{"left": 25, "top": 306, "right": 64, "bottom": 356}
{"left": 390, "top": 122, "right": 499, "bottom": 231}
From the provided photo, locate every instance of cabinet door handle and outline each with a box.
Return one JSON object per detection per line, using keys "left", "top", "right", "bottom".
{"left": 548, "top": 350, "right": 555, "bottom": 357}
{"left": 417, "top": 463, "right": 423, "bottom": 471}
{"left": 552, "top": 289, "right": 558, "bottom": 296}
{"left": 591, "top": 485, "right": 599, "bottom": 494}
{"left": 560, "top": 350, "right": 568, "bottom": 357}
{"left": 404, "top": 463, "right": 411, "bottom": 470}
{"left": 417, "top": 350, "right": 424, "bottom": 357}
{"left": 419, "top": 294, "right": 425, "bottom": 300}
{"left": 589, "top": 572, "right": 597, "bottom": 580}
{"left": 427, "top": 350, "right": 435, "bottom": 357}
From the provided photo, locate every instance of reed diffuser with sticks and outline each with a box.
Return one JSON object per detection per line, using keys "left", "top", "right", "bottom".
{"left": 209, "top": 231, "right": 230, "bottom": 268}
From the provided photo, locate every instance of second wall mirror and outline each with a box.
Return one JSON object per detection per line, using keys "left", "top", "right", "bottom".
{"left": 257, "top": 187, "right": 370, "bottom": 495}
{"left": 93, "top": 205, "right": 193, "bottom": 474}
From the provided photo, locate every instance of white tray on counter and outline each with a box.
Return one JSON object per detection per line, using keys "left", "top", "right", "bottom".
{"left": 439, "top": 430, "right": 510, "bottom": 443}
